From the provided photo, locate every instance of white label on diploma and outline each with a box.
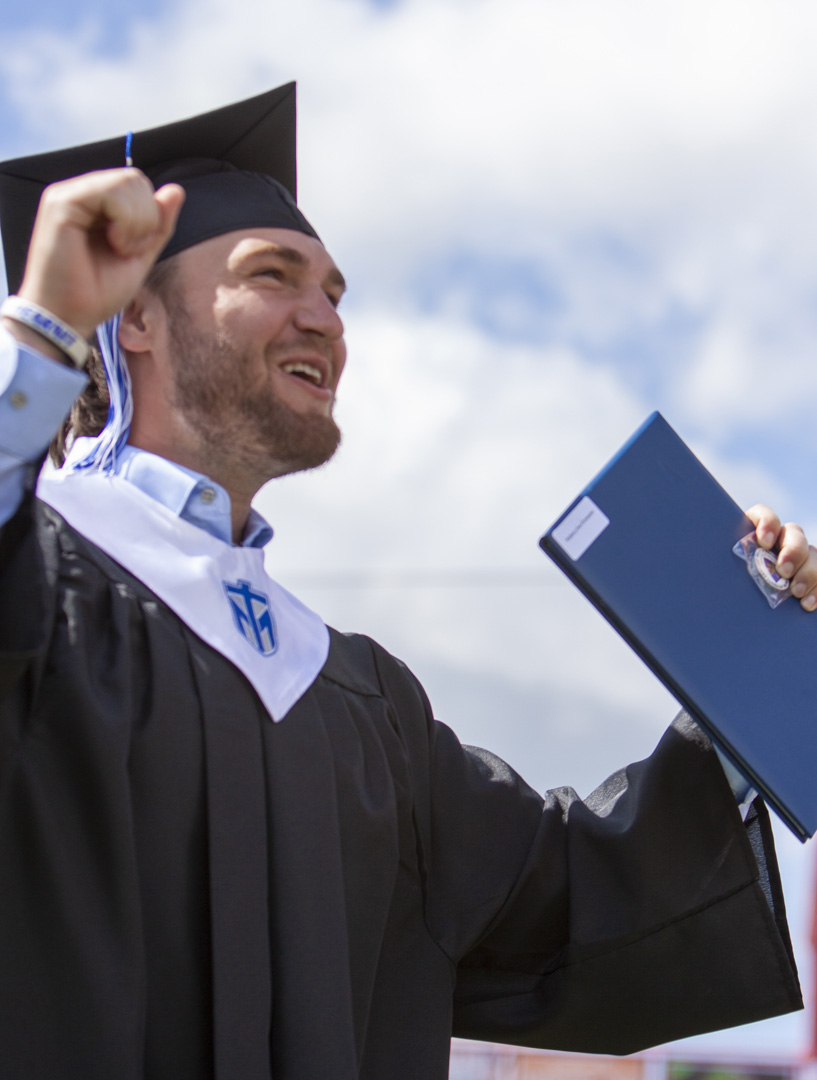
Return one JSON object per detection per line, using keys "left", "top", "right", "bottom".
{"left": 552, "top": 496, "right": 610, "bottom": 560}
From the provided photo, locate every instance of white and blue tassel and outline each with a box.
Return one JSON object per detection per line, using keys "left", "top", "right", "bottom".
{"left": 70, "top": 313, "right": 133, "bottom": 474}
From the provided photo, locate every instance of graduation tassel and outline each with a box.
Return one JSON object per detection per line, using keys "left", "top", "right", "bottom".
{"left": 71, "top": 313, "right": 133, "bottom": 474}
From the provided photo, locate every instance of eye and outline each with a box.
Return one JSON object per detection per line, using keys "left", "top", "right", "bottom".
{"left": 248, "top": 261, "right": 292, "bottom": 285}
{"left": 257, "top": 266, "right": 286, "bottom": 281}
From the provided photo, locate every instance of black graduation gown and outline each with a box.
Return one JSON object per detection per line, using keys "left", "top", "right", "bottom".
{"left": 0, "top": 492, "right": 802, "bottom": 1080}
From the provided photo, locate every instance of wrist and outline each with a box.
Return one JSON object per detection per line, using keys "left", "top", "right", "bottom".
{"left": 0, "top": 296, "right": 90, "bottom": 369}
{"left": 1, "top": 316, "right": 69, "bottom": 365}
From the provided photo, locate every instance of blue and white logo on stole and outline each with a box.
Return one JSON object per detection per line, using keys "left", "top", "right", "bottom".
{"left": 223, "top": 579, "right": 278, "bottom": 656}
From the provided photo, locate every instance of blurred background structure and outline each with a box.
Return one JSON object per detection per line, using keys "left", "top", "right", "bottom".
{"left": 1, "top": 0, "right": 817, "bottom": 1063}
{"left": 449, "top": 1042, "right": 805, "bottom": 1080}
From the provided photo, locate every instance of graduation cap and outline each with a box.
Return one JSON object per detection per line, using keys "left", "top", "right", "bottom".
{"left": 0, "top": 80, "right": 319, "bottom": 296}
{"left": 0, "top": 82, "right": 321, "bottom": 473}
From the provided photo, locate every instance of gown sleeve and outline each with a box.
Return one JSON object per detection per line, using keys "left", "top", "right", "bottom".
{"left": 0, "top": 330, "right": 85, "bottom": 699}
{"left": 369, "top": 639, "right": 802, "bottom": 1055}
{"left": 0, "top": 487, "right": 58, "bottom": 702}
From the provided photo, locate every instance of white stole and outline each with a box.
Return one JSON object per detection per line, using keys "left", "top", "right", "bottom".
{"left": 36, "top": 469, "right": 329, "bottom": 722}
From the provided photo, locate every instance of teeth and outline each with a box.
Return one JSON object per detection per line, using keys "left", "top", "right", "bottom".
{"left": 282, "top": 361, "right": 323, "bottom": 386}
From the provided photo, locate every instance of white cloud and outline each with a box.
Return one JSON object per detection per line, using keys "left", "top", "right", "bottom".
{"left": 5, "top": 0, "right": 817, "bottom": 428}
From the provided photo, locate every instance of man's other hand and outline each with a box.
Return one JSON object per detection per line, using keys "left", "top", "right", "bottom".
{"left": 746, "top": 504, "right": 817, "bottom": 611}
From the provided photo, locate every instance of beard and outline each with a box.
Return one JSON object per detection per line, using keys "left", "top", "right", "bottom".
{"left": 166, "top": 304, "right": 341, "bottom": 481}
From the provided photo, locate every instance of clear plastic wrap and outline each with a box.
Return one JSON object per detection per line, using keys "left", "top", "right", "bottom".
{"left": 732, "top": 533, "right": 791, "bottom": 609}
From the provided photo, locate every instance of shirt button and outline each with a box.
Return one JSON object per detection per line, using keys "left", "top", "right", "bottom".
{"left": 10, "top": 391, "right": 27, "bottom": 409}
{"left": 200, "top": 487, "right": 217, "bottom": 504}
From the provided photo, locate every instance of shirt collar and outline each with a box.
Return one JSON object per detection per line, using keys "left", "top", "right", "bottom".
{"left": 65, "top": 440, "right": 274, "bottom": 549}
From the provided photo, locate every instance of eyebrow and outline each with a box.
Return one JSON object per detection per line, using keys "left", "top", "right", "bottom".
{"left": 242, "top": 242, "right": 347, "bottom": 293}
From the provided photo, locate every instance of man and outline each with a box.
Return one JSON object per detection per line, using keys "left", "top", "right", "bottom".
{"left": 0, "top": 84, "right": 811, "bottom": 1080}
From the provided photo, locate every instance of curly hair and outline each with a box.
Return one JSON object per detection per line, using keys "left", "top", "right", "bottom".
{"left": 47, "top": 258, "right": 179, "bottom": 467}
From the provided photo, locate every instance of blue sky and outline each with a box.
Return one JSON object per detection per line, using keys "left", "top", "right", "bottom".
{"left": 1, "top": 0, "right": 167, "bottom": 44}
{"left": 2, "top": 0, "right": 817, "bottom": 1060}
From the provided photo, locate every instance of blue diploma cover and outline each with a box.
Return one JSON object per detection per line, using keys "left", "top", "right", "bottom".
{"left": 540, "top": 412, "right": 817, "bottom": 840}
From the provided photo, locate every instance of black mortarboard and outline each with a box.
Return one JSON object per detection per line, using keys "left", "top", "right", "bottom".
{"left": 0, "top": 81, "right": 318, "bottom": 295}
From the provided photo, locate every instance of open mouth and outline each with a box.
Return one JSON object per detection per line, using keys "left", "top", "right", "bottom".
{"left": 281, "top": 361, "right": 325, "bottom": 388}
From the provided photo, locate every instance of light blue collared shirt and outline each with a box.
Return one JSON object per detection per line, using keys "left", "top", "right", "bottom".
{"left": 75, "top": 440, "right": 273, "bottom": 548}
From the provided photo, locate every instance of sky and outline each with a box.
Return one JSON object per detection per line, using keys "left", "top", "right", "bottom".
{"left": 2, "top": 0, "right": 817, "bottom": 1061}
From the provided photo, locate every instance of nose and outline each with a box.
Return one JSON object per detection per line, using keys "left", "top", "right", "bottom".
{"left": 294, "top": 286, "right": 344, "bottom": 340}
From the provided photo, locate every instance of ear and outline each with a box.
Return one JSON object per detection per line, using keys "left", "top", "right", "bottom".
{"left": 118, "top": 287, "right": 162, "bottom": 355}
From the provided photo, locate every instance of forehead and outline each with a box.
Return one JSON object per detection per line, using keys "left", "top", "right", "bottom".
{"left": 175, "top": 226, "right": 344, "bottom": 288}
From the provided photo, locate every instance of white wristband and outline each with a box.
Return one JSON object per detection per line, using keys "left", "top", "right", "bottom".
{"left": 0, "top": 296, "right": 90, "bottom": 369}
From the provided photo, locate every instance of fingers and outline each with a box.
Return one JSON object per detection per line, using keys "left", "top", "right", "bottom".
{"left": 18, "top": 169, "right": 186, "bottom": 337}
{"left": 745, "top": 504, "right": 780, "bottom": 549}
{"left": 780, "top": 528, "right": 817, "bottom": 611}
{"left": 775, "top": 522, "right": 807, "bottom": 577}
{"left": 154, "top": 183, "right": 186, "bottom": 245}
{"left": 39, "top": 168, "right": 184, "bottom": 263}
{"left": 101, "top": 174, "right": 184, "bottom": 260}
{"left": 44, "top": 168, "right": 154, "bottom": 239}
{"left": 745, "top": 505, "right": 817, "bottom": 612}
